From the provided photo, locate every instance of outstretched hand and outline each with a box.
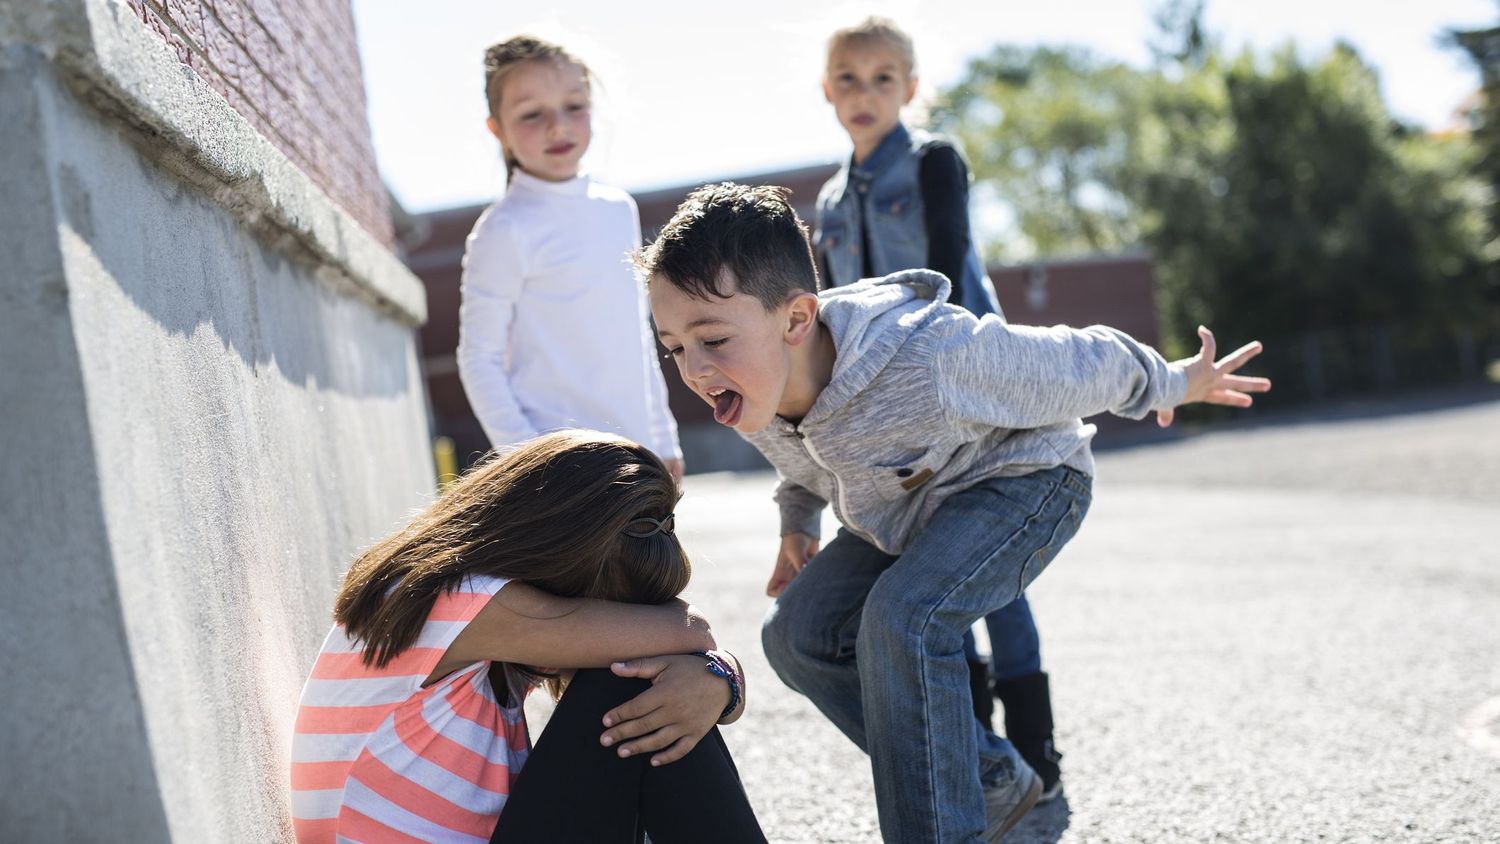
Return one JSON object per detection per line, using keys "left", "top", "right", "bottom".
{"left": 1158, "top": 326, "right": 1272, "bottom": 427}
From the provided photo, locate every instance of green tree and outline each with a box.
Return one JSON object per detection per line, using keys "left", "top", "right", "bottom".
{"left": 1447, "top": 21, "right": 1500, "bottom": 306}
{"left": 937, "top": 29, "right": 1492, "bottom": 388}
{"left": 1140, "top": 44, "right": 1490, "bottom": 371}
{"left": 932, "top": 47, "right": 1149, "bottom": 259}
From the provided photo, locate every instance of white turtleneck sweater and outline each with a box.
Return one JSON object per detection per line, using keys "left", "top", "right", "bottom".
{"left": 456, "top": 170, "right": 681, "bottom": 460}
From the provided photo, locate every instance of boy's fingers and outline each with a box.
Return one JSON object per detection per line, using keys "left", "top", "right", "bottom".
{"left": 1223, "top": 374, "right": 1272, "bottom": 392}
{"left": 1208, "top": 389, "right": 1254, "bottom": 407}
{"left": 1198, "top": 325, "right": 1217, "bottom": 360}
{"left": 650, "top": 736, "right": 698, "bottom": 767}
{"left": 768, "top": 555, "right": 802, "bottom": 596}
{"left": 1156, "top": 407, "right": 1175, "bottom": 427}
{"left": 1215, "top": 341, "right": 1263, "bottom": 372}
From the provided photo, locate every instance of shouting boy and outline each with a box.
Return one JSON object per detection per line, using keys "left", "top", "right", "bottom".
{"left": 640, "top": 183, "right": 1269, "bottom": 843}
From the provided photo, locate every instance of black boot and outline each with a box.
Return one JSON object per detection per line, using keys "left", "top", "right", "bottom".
{"left": 967, "top": 658, "right": 995, "bottom": 731}
{"left": 993, "top": 671, "right": 1063, "bottom": 802}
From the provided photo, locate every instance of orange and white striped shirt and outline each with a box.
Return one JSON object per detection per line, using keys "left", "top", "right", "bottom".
{"left": 290, "top": 575, "right": 529, "bottom": 843}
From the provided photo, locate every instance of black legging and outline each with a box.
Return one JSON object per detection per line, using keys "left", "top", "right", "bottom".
{"left": 491, "top": 668, "right": 768, "bottom": 843}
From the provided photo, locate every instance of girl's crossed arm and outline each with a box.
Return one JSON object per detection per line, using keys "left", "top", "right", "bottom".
{"left": 438, "top": 581, "right": 715, "bottom": 672}
{"left": 435, "top": 582, "right": 739, "bottom": 766}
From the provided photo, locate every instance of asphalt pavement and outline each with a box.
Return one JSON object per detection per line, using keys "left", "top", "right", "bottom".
{"left": 547, "top": 386, "right": 1500, "bottom": 843}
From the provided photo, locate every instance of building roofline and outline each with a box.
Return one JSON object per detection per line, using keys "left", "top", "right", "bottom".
{"left": 410, "top": 160, "right": 844, "bottom": 225}
{"left": 991, "top": 249, "right": 1153, "bottom": 271}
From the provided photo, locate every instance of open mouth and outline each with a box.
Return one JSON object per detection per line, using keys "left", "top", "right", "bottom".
{"left": 707, "top": 387, "right": 744, "bottom": 427}
{"left": 852, "top": 114, "right": 875, "bottom": 126}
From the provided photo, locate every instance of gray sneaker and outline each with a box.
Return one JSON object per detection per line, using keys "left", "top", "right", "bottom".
{"left": 983, "top": 761, "right": 1043, "bottom": 843}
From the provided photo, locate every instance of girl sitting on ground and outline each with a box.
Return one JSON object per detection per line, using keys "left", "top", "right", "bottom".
{"left": 290, "top": 430, "right": 766, "bottom": 843}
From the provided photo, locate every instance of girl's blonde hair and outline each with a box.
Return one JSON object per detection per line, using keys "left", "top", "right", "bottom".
{"left": 826, "top": 16, "right": 916, "bottom": 77}
{"left": 482, "top": 35, "right": 593, "bottom": 179}
{"left": 334, "top": 430, "right": 687, "bottom": 672}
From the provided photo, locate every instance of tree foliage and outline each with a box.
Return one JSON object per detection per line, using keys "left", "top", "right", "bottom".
{"left": 933, "top": 47, "right": 1146, "bottom": 259}
{"left": 934, "top": 16, "right": 1495, "bottom": 378}
{"left": 1447, "top": 22, "right": 1500, "bottom": 301}
{"left": 1141, "top": 45, "right": 1490, "bottom": 348}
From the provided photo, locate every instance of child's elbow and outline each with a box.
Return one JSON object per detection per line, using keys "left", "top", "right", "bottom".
{"left": 676, "top": 600, "right": 718, "bottom": 651}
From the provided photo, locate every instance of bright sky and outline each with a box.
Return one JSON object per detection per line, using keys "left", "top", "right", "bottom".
{"left": 354, "top": 0, "right": 1497, "bottom": 214}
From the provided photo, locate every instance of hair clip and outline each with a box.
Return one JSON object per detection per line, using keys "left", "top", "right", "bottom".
{"left": 622, "top": 513, "right": 675, "bottom": 538}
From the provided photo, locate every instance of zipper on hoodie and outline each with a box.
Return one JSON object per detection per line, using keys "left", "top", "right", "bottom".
{"left": 793, "top": 425, "right": 862, "bottom": 537}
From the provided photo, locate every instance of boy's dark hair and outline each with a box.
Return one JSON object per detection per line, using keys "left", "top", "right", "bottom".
{"left": 638, "top": 182, "right": 821, "bottom": 310}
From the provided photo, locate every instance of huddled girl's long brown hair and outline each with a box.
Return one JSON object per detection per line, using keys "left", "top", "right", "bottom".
{"left": 334, "top": 430, "right": 687, "bottom": 669}
{"left": 482, "top": 35, "right": 593, "bottom": 181}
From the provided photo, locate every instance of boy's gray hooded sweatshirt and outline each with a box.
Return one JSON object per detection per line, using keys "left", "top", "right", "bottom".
{"left": 743, "top": 269, "right": 1188, "bottom": 555}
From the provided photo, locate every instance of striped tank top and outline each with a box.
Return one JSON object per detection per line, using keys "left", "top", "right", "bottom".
{"left": 290, "top": 574, "right": 529, "bottom": 843}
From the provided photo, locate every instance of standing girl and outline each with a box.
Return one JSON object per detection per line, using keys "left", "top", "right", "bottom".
{"left": 457, "top": 36, "right": 683, "bottom": 479}
{"left": 289, "top": 430, "right": 766, "bottom": 842}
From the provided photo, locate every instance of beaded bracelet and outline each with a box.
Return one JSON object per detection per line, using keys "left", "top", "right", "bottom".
{"left": 693, "top": 650, "right": 742, "bottom": 722}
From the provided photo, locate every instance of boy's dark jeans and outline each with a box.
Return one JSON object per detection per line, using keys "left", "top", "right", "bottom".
{"left": 491, "top": 668, "right": 767, "bottom": 843}
{"left": 762, "top": 465, "right": 1092, "bottom": 843}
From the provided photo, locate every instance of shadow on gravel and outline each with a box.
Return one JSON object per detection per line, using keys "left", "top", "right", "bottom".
{"left": 1006, "top": 794, "right": 1071, "bottom": 843}
{"left": 1091, "top": 382, "right": 1500, "bottom": 455}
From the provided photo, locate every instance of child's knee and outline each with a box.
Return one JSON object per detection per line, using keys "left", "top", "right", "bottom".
{"left": 760, "top": 602, "right": 798, "bottom": 664}
{"left": 858, "top": 584, "right": 964, "bottom": 657}
{"left": 559, "top": 668, "right": 651, "bottom": 715}
{"left": 761, "top": 599, "right": 833, "bottom": 668}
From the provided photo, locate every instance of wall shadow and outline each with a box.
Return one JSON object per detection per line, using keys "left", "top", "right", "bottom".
{"left": 49, "top": 63, "right": 414, "bottom": 402}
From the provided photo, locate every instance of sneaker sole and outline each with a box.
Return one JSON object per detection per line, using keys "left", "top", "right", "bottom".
{"left": 989, "top": 773, "right": 1043, "bottom": 842}
{"left": 1036, "top": 780, "right": 1064, "bottom": 805}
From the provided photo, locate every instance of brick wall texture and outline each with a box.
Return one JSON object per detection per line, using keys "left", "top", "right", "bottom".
{"left": 123, "top": 0, "right": 395, "bottom": 245}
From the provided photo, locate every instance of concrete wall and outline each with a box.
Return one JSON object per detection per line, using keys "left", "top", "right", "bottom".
{"left": 0, "top": 2, "right": 432, "bottom": 841}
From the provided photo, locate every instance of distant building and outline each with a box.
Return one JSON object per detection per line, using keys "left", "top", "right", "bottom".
{"left": 404, "top": 165, "right": 1161, "bottom": 473}
{"left": 990, "top": 252, "right": 1165, "bottom": 441}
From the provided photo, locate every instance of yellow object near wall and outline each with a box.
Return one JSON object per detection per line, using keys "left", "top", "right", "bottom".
{"left": 433, "top": 437, "right": 459, "bottom": 489}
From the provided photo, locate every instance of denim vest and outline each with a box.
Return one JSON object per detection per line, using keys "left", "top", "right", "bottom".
{"left": 813, "top": 123, "right": 1001, "bottom": 318}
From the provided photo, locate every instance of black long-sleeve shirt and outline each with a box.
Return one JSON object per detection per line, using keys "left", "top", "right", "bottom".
{"left": 918, "top": 143, "right": 974, "bottom": 306}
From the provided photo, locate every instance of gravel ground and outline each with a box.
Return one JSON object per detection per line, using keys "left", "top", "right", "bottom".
{"left": 538, "top": 386, "right": 1500, "bottom": 843}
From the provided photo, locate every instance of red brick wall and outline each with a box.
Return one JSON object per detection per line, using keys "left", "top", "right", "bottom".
{"left": 990, "top": 255, "right": 1160, "bottom": 346}
{"left": 123, "top": 0, "right": 394, "bottom": 245}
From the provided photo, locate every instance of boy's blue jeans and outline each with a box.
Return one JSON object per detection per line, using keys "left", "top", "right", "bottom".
{"left": 762, "top": 466, "right": 1091, "bottom": 844}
